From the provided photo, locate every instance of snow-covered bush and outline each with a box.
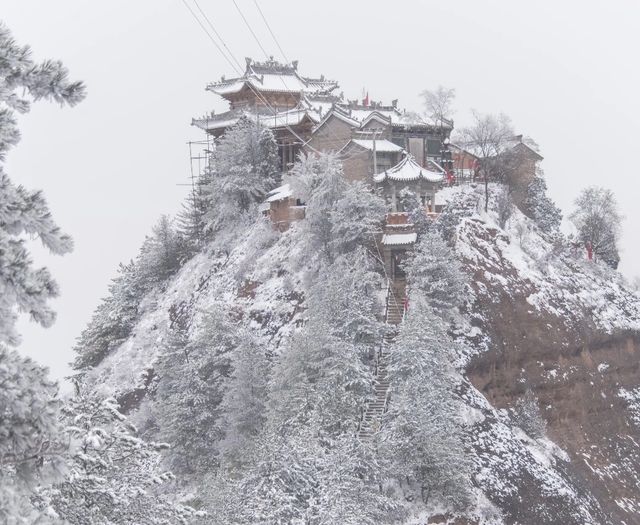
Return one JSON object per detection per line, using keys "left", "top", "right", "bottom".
{"left": 513, "top": 389, "right": 547, "bottom": 439}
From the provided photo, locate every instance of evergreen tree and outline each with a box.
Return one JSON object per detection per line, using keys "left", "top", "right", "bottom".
{"left": 523, "top": 172, "right": 562, "bottom": 232}
{"left": 73, "top": 260, "right": 145, "bottom": 369}
{"left": 0, "top": 348, "right": 66, "bottom": 523}
{"left": 330, "top": 180, "right": 386, "bottom": 255}
{"left": 218, "top": 328, "right": 269, "bottom": 470}
{"left": 137, "top": 215, "right": 186, "bottom": 288}
{"left": 0, "top": 23, "right": 85, "bottom": 346}
{"left": 269, "top": 248, "right": 382, "bottom": 437}
{"left": 151, "top": 305, "right": 236, "bottom": 477}
{"left": 176, "top": 171, "right": 212, "bottom": 251}
{"left": 398, "top": 187, "right": 430, "bottom": 234}
{"left": 0, "top": 24, "right": 84, "bottom": 522}
{"left": 291, "top": 153, "right": 384, "bottom": 261}
{"left": 404, "top": 229, "right": 467, "bottom": 313}
{"left": 381, "top": 297, "right": 472, "bottom": 510}
{"left": 43, "top": 384, "right": 200, "bottom": 524}
{"left": 75, "top": 217, "right": 186, "bottom": 370}
{"left": 289, "top": 153, "right": 348, "bottom": 261}
{"left": 204, "top": 119, "right": 278, "bottom": 234}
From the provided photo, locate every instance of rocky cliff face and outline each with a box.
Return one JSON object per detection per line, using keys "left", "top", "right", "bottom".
{"left": 84, "top": 185, "right": 640, "bottom": 524}
{"left": 448, "top": 185, "right": 640, "bottom": 524}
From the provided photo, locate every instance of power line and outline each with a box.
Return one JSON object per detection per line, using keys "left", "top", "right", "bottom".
{"left": 192, "top": 0, "right": 244, "bottom": 73}
{"left": 251, "top": 0, "right": 289, "bottom": 63}
{"left": 180, "top": 0, "right": 321, "bottom": 153}
{"left": 231, "top": 0, "right": 270, "bottom": 60}
{"left": 180, "top": 0, "right": 241, "bottom": 76}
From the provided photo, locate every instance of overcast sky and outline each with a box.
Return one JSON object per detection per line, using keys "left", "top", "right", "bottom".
{"left": 4, "top": 0, "right": 640, "bottom": 383}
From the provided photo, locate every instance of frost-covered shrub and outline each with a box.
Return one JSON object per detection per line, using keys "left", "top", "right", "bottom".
{"left": 513, "top": 389, "right": 547, "bottom": 439}
{"left": 495, "top": 187, "right": 514, "bottom": 228}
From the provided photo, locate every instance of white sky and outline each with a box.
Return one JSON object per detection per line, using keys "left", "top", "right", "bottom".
{"left": 4, "top": 0, "right": 640, "bottom": 383}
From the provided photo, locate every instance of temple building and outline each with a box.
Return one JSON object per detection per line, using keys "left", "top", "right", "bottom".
{"left": 307, "top": 101, "right": 453, "bottom": 176}
{"left": 192, "top": 57, "right": 541, "bottom": 256}
{"left": 192, "top": 57, "right": 339, "bottom": 171}
{"left": 192, "top": 57, "right": 454, "bottom": 180}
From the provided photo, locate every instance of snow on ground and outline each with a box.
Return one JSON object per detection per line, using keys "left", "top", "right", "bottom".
{"left": 86, "top": 220, "right": 308, "bottom": 396}
{"left": 447, "top": 184, "right": 640, "bottom": 335}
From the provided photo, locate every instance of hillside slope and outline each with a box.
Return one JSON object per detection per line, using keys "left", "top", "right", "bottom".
{"left": 82, "top": 185, "right": 640, "bottom": 524}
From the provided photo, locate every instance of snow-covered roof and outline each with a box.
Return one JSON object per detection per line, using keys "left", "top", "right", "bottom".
{"left": 374, "top": 155, "right": 445, "bottom": 183}
{"left": 312, "top": 107, "right": 361, "bottom": 134}
{"left": 452, "top": 136, "right": 543, "bottom": 161}
{"left": 192, "top": 107, "right": 320, "bottom": 133}
{"left": 258, "top": 108, "right": 320, "bottom": 128}
{"left": 382, "top": 232, "right": 417, "bottom": 246}
{"left": 207, "top": 58, "right": 338, "bottom": 98}
{"left": 350, "top": 139, "right": 404, "bottom": 153}
{"left": 265, "top": 184, "right": 292, "bottom": 203}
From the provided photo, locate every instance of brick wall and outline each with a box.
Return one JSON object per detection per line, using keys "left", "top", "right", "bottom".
{"left": 305, "top": 114, "right": 353, "bottom": 154}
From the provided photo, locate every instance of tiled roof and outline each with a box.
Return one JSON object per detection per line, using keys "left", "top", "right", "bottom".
{"left": 374, "top": 155, "right": 445, "bottom": 183}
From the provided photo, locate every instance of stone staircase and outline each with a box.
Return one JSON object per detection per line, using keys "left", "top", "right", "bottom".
{"left": 358, "top": 279, "right": 405, "bottom": 439}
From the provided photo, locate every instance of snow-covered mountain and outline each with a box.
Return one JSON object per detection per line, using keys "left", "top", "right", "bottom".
{"left": 78, "top": 182, "right": 640, "bottom": 524}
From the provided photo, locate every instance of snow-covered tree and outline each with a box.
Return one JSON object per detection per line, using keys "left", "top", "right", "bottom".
{"left": 177, "top": 171, "right": 212, "bottom": 251}
{"left": 43, "top": 384, "right": 201, "bottom": 524}
{"left": 420, "top": 85, "right": 456, "bottom": 127}
{"left": 137, "top": 215, "right": 187, "bottom": 288}
{"left": 381, "top": 297, "right": 472, "bottom": 510}
{"left": 330, "top": 181, "right": 385, "bottom": 254}
{"left": 218, "top": 245, "right": 393, "bottom": 523}
{"left": 404, "top": 229, "right": 467, "bottom": 314}
{"left": 0, "top": 348, "right": 66, "bottom": 524}
{"left": 397, "top": 188, "right": 430, "bottom": 234}
{"left": 455, "top": 112, "right": 519, "bottom": 212}
{"left": 495, "top": 185, "right": 514, "bottom": 228}
{"left": 204, "top": 119, "right": 278, "bottom": 233}
{"left": 0, "top": 23, "right": 85, "bottom": 346}
{"left": 523, "top": 172, "right": 562, "bottom": 232}
{"left": 0, "top": 24, "right": 84, "bottom": 522}
{"left": 228, "top": 431, "right": 397, "bottom": 525}
{"left": 218, "top": 327, "right": 268, "bottom": 470}
{"left": 73, "top": 260, "right": 145, "bottom": 369}
{"left": 151, "top": 305, "right": 236, "bottom": 477}
{"left": 570, "top": 186, "right": 622, "bottom": 269}
{"left": 289, "top": 152, "right": 348, "bottom": 260}
{"left": 290, "top": 153, "right": 384, "bottom": 261}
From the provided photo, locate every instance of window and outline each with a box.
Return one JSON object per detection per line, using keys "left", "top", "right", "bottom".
{"left": 427, "top": 139, "right": 441, "bottom": 156}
